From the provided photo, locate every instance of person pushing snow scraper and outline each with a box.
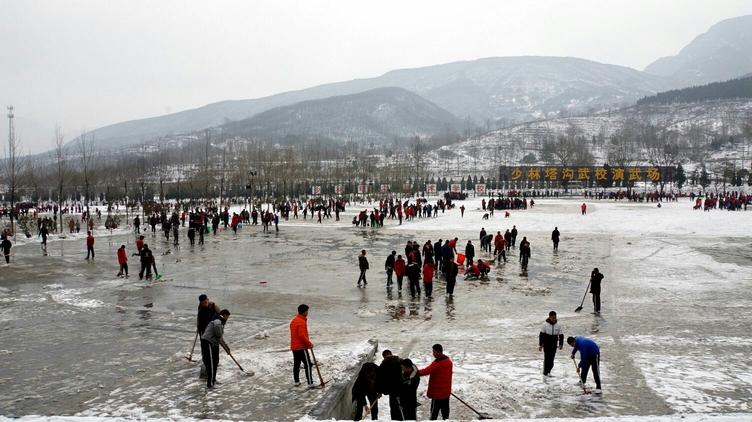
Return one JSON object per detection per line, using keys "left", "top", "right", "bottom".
{"left": 568, "top": 336, "right": 602, "bottom": 394}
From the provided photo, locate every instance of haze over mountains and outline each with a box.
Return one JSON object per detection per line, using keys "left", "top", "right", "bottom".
{"left": 644, "top": 15, "right": 752, "bottom": 85}
{"left": 78, "top": 14, "right": 752, "bottom": 150}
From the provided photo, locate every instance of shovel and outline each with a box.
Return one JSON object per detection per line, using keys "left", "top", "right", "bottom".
{"left": 361, "top": 396, "right": 378, "bottom": 420}
{"left": 309, "top": 348, "right": 326, "bottom": 387}
{"left": 572, "top": 358, "right": 591, "bottom": 394}
{"left": 222, "top": 343, "right": 254, "bottom": 376}
{"left": 451, "top": 392, "right": 492, "bottom": 419}
{"left": 574, "top": 281, "right": 591, "bottom": 312}
{"left": 184, "top": 332, "right": 199, "bottom": 362}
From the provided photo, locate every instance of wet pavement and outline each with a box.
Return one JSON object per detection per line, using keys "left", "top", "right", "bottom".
{"left": 1, "top": 199, "right": 751, "bottom": 420}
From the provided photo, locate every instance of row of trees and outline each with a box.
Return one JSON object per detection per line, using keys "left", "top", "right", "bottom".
{"left": 3, "top": 116, "right": 752, "bottom": 214}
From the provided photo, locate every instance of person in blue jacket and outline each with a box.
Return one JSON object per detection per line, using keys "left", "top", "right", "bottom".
{"left": 567, "top": 336, "right": 602, "bottom": 394}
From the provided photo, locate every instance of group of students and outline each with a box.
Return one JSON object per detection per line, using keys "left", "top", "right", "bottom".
{"left": 352, "top": 345, "right": 453, "bottom": 421}
{"left": 114, "top": 235, "right": 159, "bottom": 280}
{"left": 369, "top": 226, "right": 536, "bottom": 298}
{"left": 379, "top": 239, "right": 461, "bottom": 298}
{"left": 287, "top": 305, "right": 455, "bottom": 420}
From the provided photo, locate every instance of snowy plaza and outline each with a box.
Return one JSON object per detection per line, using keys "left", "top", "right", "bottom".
{"left": 1, "top": 197, "right": 751, "bottom": 421}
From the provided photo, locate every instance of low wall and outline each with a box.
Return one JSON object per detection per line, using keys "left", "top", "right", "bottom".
{"left": 308, "top": 339, "right": 378, "bottom": 420}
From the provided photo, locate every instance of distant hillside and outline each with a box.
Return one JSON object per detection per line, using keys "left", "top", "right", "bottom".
{"left": 637, "top": 76, "right": 752, "bottom": 105}
{"left": 221, "top": 87, "right": 462, "bottom": 144}
{"left": 427, "top": 99, "right": 752, "bottom": 174}
{"left": 645, "top": 15, "right": 752, "bottom": 85}
{"left": 75, "top": 56, "right": 671, "bottom": 149}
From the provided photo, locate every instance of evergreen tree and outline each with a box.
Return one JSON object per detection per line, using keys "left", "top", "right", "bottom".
{"left": 699, "top": 167, "right": 710, "bottom": 189}
{"left": 675, "top": 164, "right": 686, "bottom": 190}
{"left": 479, "top": 175, "right": 485, "bottom": 184}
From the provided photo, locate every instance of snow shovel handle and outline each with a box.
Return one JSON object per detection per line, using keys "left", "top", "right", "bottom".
{"left": 186, "top": 332, "right": 199, "bottom": 361}
{"left": 221, "top": 343, "right": 246, "bottom": 373}
{"left": 575, "top": 281, "right": 591, "bottom": 311}
{"left": 451, "top": 392, "right": 491, "bottom": 419}
{"left": 309, "top": 348, "right": 326, "bottom": 387}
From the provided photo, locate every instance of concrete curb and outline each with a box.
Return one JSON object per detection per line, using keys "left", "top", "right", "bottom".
{"left": 308, "top": 338, "right": 378, "bottom": 420}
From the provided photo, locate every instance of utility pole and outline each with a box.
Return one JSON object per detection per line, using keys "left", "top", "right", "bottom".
{"left": 6, "top": 105, "right": 16, "bottom": 238}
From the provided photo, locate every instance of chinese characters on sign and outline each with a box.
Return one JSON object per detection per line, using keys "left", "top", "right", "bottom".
{"left": 450, "top": 183, "right": 462, "bottom": 193}
{"left": 499, "top": 166, "right": 668, "bottom": 185}
{"left": 334, "top": 185, "right": 345, "bottom": 194}
{"left": 425, "top": 184, "right": 437, "bottom": 194}
{"left": 312, "top": 185, "right": 321, "bottom": 195}
{"left": 475, "top": 184, "right": 486, "bottom": 193}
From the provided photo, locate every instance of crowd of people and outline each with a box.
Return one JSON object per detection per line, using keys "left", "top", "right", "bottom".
{"left": 360, "top": 222, "right": 538, "bottom": 300}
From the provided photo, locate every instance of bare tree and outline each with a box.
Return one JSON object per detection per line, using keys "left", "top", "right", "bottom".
{"left": 53, "top": 125, "right": 67, "bottom": 232}
{"left": 410, "top": 136, "right": 426, "bottom": 183}
{"left": 646, "top": 129, "right": 682, "bottom": 192}
{"left": 78, "top": 130, "right": 96, "bottom": 216}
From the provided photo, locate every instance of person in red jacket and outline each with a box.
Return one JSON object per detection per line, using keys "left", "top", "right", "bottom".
{"left": 394, "top": 255, "right": 406, "bottom": 291}
{"left": 418, "top": 344, "right": 453, "bottom": 420}
{"left": 135, "top": 235, "right": 145, "bottom": 253}
{"left": 85, "top": 231, "right": 95, "bottom": 260}
{"left": 230, "top": 213, "right": 240, "bottom": 235}
{"left": 116, "top": 245, "right": 128, "bottom": 278}
{"left": 290, "top": 304, "right": 315, "bottom": 388}
{"left": 494, "top": 231, "right": 507, "bottom": 262}
{"left": 581, "top": 202, "right": 587, "bottom": 215}
{"left": 477, "top": 259, "right": 491, "bottom": 278}
{"left": 422, "top": 262, "right": 434, "bottom": 298}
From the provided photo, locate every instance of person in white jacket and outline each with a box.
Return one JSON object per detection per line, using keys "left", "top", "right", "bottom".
{"left": 538, "top": 311, "right": 564, "bottom": 376}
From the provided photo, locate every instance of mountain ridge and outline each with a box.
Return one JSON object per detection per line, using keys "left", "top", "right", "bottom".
{"left": 220, "top": 86, "right": 463, "bottom": 145}
{"left": 76, "top": 56, "right": 673, "bottom": 149}
{"left": 644, "top": 14, "right": 752, "bottom": 85}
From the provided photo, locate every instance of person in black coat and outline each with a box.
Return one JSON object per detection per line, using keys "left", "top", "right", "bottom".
{"left": 519, "top": 237, "right": 531, "bottom": 271}
{"left": 464, "top": 241, "right": 475, "bottom": 268}
{"left": 433, "top": 239, "right": 443, "bottom": 274}
{"left": 358, "top": 249, "right": 369, "bottom": 287}
{"left": 590, "top": 268, "right": 604, "bottom": 313}
{"left": 1, "top": 235, "right": 11, "bottom": 264}
{"left": 446, "top": 258, "right": 459, "bottom": 295}
{"left": 551, "top": 227, "right": 560, "bottom": 251}
{"left": 399, "top": 358, "right": 420, "bottom": 420}
{"left": 384, "top": 251, "right": 396, "bottom": 286}
{"left": 378, "top": 350, "right": 404, "bottom": 420}
{"left": 352, "top": 362, "right": 380, "bottom": 420}
{"left": 406, "top": 260, "right": 421, "bottom": 298}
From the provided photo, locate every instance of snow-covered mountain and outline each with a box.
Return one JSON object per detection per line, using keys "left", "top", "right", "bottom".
{"left": 76, "top": 57, "right": 672, "bottom": 149}
{"left": 220, "top": 87, "right": 462, "bottom": 144}
{"left": 645, "top": 15, "right": 752, "bottom": 85}
{"left": 426, "top": 99, "right": 752, "bottom": 175}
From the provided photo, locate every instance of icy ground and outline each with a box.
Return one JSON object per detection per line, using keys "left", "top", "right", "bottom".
{"left": 1, "top": 198, "right": 751, "bottom": 420}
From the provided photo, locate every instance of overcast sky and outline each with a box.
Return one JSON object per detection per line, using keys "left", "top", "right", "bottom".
{"left": 2, "top": 0, "right": 752, "bottom": 152}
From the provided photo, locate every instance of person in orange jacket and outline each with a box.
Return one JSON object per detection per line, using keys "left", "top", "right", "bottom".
{"left": 116, "top": 245, "right": 128, "bottom": 278}
{"left": 290, "top": 304, "right": 315, "bottom": 388}
{"left": 418, "top": 344, "right": 453, "bottom": 420}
